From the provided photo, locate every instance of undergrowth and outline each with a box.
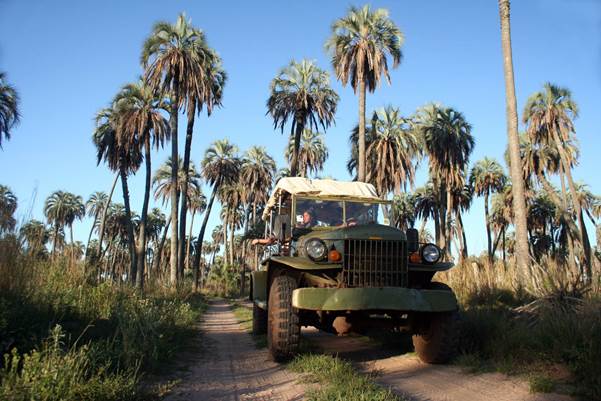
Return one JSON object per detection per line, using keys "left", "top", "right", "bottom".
{"left": 0, "top": 246, "right": 206, "bottom": 401}
{"left": 440, "top": 256, "right": 601, "bottom": 400}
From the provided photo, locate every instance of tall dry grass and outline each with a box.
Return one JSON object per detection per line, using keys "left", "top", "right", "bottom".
{"left": 438, "top": 255, "right": 601, "bottom": 399}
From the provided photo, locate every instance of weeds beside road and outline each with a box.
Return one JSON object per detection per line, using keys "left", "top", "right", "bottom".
{"left": 0, "top": 253, "right": 206, "bottom": 401}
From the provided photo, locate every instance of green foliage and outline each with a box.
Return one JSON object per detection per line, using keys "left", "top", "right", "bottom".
{"left": 0, "top": 251, "right": 205, "bottom": 400}
{"left": 289, "top": 354, "right": 403, "bottom": 401}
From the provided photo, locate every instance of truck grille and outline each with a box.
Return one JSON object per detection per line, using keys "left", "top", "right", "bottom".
{"left": 342, "top": 239, "right": 408, "bottom": 287}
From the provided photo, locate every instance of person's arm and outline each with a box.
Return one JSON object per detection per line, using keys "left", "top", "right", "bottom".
{"left": 251, "top": 236, "right": 276, "bottom": 246}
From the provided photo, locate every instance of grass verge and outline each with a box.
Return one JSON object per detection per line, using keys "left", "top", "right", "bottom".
{"left": 230, "top": 301, "right": 267, "bottom": 348}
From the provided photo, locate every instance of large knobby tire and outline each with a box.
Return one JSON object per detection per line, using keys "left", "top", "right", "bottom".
{"left": 412, "top": 282, "right": 459, "bottom": 364}
{"left": 267, "top": 275, "right": 300, "bottom": 361}
{"left": 252, "top": 302, "right": 267, "bottom": 335}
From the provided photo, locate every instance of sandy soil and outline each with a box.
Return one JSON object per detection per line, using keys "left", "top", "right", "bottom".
{"left": 166, "top": 301, "right": 573, "bottom": 401}
{"left": 305, "top": 330, "right": 574, "bottom": 401}
{"left": 164, "top": 300, "right": 304, "bottom": 401}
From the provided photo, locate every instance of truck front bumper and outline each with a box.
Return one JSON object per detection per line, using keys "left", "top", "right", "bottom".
{"left": 291, "top": 287, "right": 457, "bottom": 312}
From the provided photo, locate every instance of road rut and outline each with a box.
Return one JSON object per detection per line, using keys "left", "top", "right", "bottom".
{"left": 164, "top": 300, "right": 304, "bottom": 401}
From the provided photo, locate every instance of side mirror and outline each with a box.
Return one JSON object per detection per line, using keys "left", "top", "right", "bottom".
{"left": 406, "top": 228, "right": 419, "bottom": 253}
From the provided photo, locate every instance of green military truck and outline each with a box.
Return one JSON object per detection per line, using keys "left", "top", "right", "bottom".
{"left": 250, "top": 177, "right": 458, "bottom": 363}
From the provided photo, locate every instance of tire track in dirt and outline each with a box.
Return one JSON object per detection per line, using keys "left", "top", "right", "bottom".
{"left": 305, "top": 331, "right": 574, "bottom": 401}
{"left": 164, "top": 300, "right": 304, "bottom": 401}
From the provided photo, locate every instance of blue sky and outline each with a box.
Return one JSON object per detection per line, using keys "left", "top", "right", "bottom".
{"left": 0, "top": 0, "right": 599, "bottom": 255}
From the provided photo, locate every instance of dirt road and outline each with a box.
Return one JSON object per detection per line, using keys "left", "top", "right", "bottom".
{"left": 306, "top": 331, "right": 574, "bottom": 401}
{"left": 166, "top": 301, "right": 573, "bottom": 401}
{"left": 164, "top": 300, "right": 304, "bottom": 401}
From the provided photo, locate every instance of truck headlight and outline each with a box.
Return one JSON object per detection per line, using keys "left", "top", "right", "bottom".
{"left": 305, "top": 238, "right": 327, "bottom": 261}
{"left": 421, "top": 243, "right": 441, "bottom": 264}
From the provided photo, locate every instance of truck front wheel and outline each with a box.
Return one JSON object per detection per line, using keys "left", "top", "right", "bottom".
{"left": 267, "top": 275, "right": 300, "bottom": 361}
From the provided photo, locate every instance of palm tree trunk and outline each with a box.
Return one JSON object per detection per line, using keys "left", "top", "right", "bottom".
{"left": 552, "top": 130, "right": 592, "bottom": 279}
{"left": 96, "top": 173, "right": 119, "bottom": 257}
{"left": 85, "top": 210, "right": 100, "bottom": 260}
{"left": 223, "top": 220, "right": 229, "bottom": 265}
{"left": 119, "top": 166, "right": 137, "bottom": 284}
{"left": 484, "top": 191, "right": 493, "bottom": 264}
{"left": 178, "top": 103, "right": 196, "bottom": 278}
{"left": 186, "top": 210, "right": 196, "bottom": 271}
{"left": 229, "top": 220, "right": 235, "bottom": 266}
{"left": 135, "top": 136, "right": 152, "bottom": 290}
{"left": 70, "top": 224, "right": 75, "bottom": 264}
{"left": 193, "top": 184, "right": 218, "bottom": 290}
{"left": 498, "top": 0, "right": 530, "bottom": 280}
{"left": 169, "top": 80, "right": 180, "bottom": 286}
{"left": 153, "top": 216, "right": 171, "bottom": 276}
{"left": 289, "top": 122, "right": 304, "bottom": 177}
{"left": 51, "top": 224, "right": 59, "bottom": 256}
{"left": 357, "top": 75, "right": 367, "bottom": 182}
{"left": 457, "top": 212, "right": 468, "bottom": 260}
{"left": 445, "top": 185, "right": 453, "bottom": 260}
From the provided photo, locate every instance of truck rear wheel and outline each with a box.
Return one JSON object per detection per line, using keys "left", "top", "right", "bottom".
{"left": 267, "top": 275, "right": 300, "bottom": 361}
{"left": 252, "top": 302, "right": 267, "bottom": 335}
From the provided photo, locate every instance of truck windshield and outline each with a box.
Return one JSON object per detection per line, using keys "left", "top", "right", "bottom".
{"left": 295, "top": 198, "right": 383, "bottom": 228}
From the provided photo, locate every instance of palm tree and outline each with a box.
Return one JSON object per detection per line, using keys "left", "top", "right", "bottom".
{"left": 349, "top": 106, "right": 421, "bottom": 195}
{"left": 20, "top": 219, "right": 49, "bottom": 256}
{"left": 44, "top": 191, "right": 84, "bottom": 258}
{"left": 0, "top": 184, "right": 17, "bottom": 234}
{"left": 241, "top": 146, "right": 276, "bottom": 224}
{"left": 413, "top": 182, "right": 442, "bottom": 242}
{"left": 452, "top": 183, "right": 473, "bottom": 262}
{"left": 470, "top": 158, "right": 507, "bottom": 263}
{"left": 498, "top": 0, "right": 530, "bottom": 278}
{"left": 93, "top": 106, "right": 142, "bottom": 280}
{"left": 0, "top": 72, "right": 20, "bottom": 149}
{"left": 85, "top": 191, "right": 108, "bottom": 254}
{"left": 142, "top": 13, "right": 211, "bottom": 285}
{"left": 417, "top": 104, "right": 474, "bottom": 259}
{"left": 186, "top": 188, "right": 207, "bottom": 271}
{"left": 115, "top": 79, "right": 169, "bottom": 288}
{"left": 523, "top": 82, "right": 592, "bottom": 277}
{"left": 326, "top": 5, "right": 403, "bottom": 182}
{"left": 153, "top": 157, "right": 202, "bottom": 205}
{"left": 392, "top": 193, "right": 415, "bottom": 231}
{"left": 285, "top": 129, "right": 328, "bottom": 178}
{"left": 177, "top": 51, "right": 226, "bottom": 278}
{"left": 267, "top": 59, "right": 338, "bottom": 177}
{"left": 193, "top": 139, "right": 240, "bottom": 289}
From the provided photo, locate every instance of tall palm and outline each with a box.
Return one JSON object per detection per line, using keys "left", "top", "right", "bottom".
{"left": 85, "top": 191, "right": 108, "bottom": 255}
{"left": 20, "top": 219, "right": 49, "bottom": 255}
{"left": 0, "top": 184, "right": 17, "bottom": 234}
{"left": 413, "top": 182, "right": 442, "bottom": 241}
{"left": 285, "top": 129, "right": 328, "bottom": 178}
{"left": 267, "top": 59, "right": 338, "bottom": 177}
{"left": 417, "top": 104, "right": 474, "bottom": 259}
{"left": 192, "top": 139, "right": 240, "bottom": 289}
{"left": 186, "top": 187, "right": 207, "bottom": 271}
{"left": 349, "top": 106, "right": 420, "bottom": 195}
{"left": 115, "top": 79, "right": 169, "bottom": 288}
{"left": 326, "top": 5, "right": 403, "bottom": 182}
{"left": 142, "top": 13, "right": 213, "bottom": 285}
{"left": 452, "top": 183, "right": 473, "bottom": 261}
{"left": 392, "top": 193, "right": 415, "bottom": 231}
{"left": 93, "top": 106, "right": 142, "bottom": 279}
{"left": 241, "top": 146, "right": 276, "bottom": 224}
{"left": 153, "top": 157, "right": 202, "bottom": 205}
{"left": 219, "top": 183, "right": 244, "bottom": 266}
{"left": 523, "top": 82, "right": 592, "bottom": 277}
{"left": 498, "top": 0, "right": 530, "bottom": 278}
{"left": 470, "top": 158, "right": 507, "bottom": 263}
{"left": 44, "top": 191, "right": 84, "bottom": 258}
{"left": 0, "top": 72, "right": 20, "bottom": 149}
{"left": 177, "top": 51, "right": 226, "bottom": 278}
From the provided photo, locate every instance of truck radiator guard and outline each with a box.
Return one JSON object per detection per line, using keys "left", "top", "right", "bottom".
{"left": 343, "top": 239, "right": 408, "bottom": 287}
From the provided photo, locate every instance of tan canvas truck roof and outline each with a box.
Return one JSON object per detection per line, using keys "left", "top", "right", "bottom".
{"left": 262, "top": 177, "right": 382, "bottom": 220}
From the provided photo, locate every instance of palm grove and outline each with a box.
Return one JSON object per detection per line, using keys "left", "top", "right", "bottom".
{"left": 1, "top": 5, "right": 600, "bottom": 295}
